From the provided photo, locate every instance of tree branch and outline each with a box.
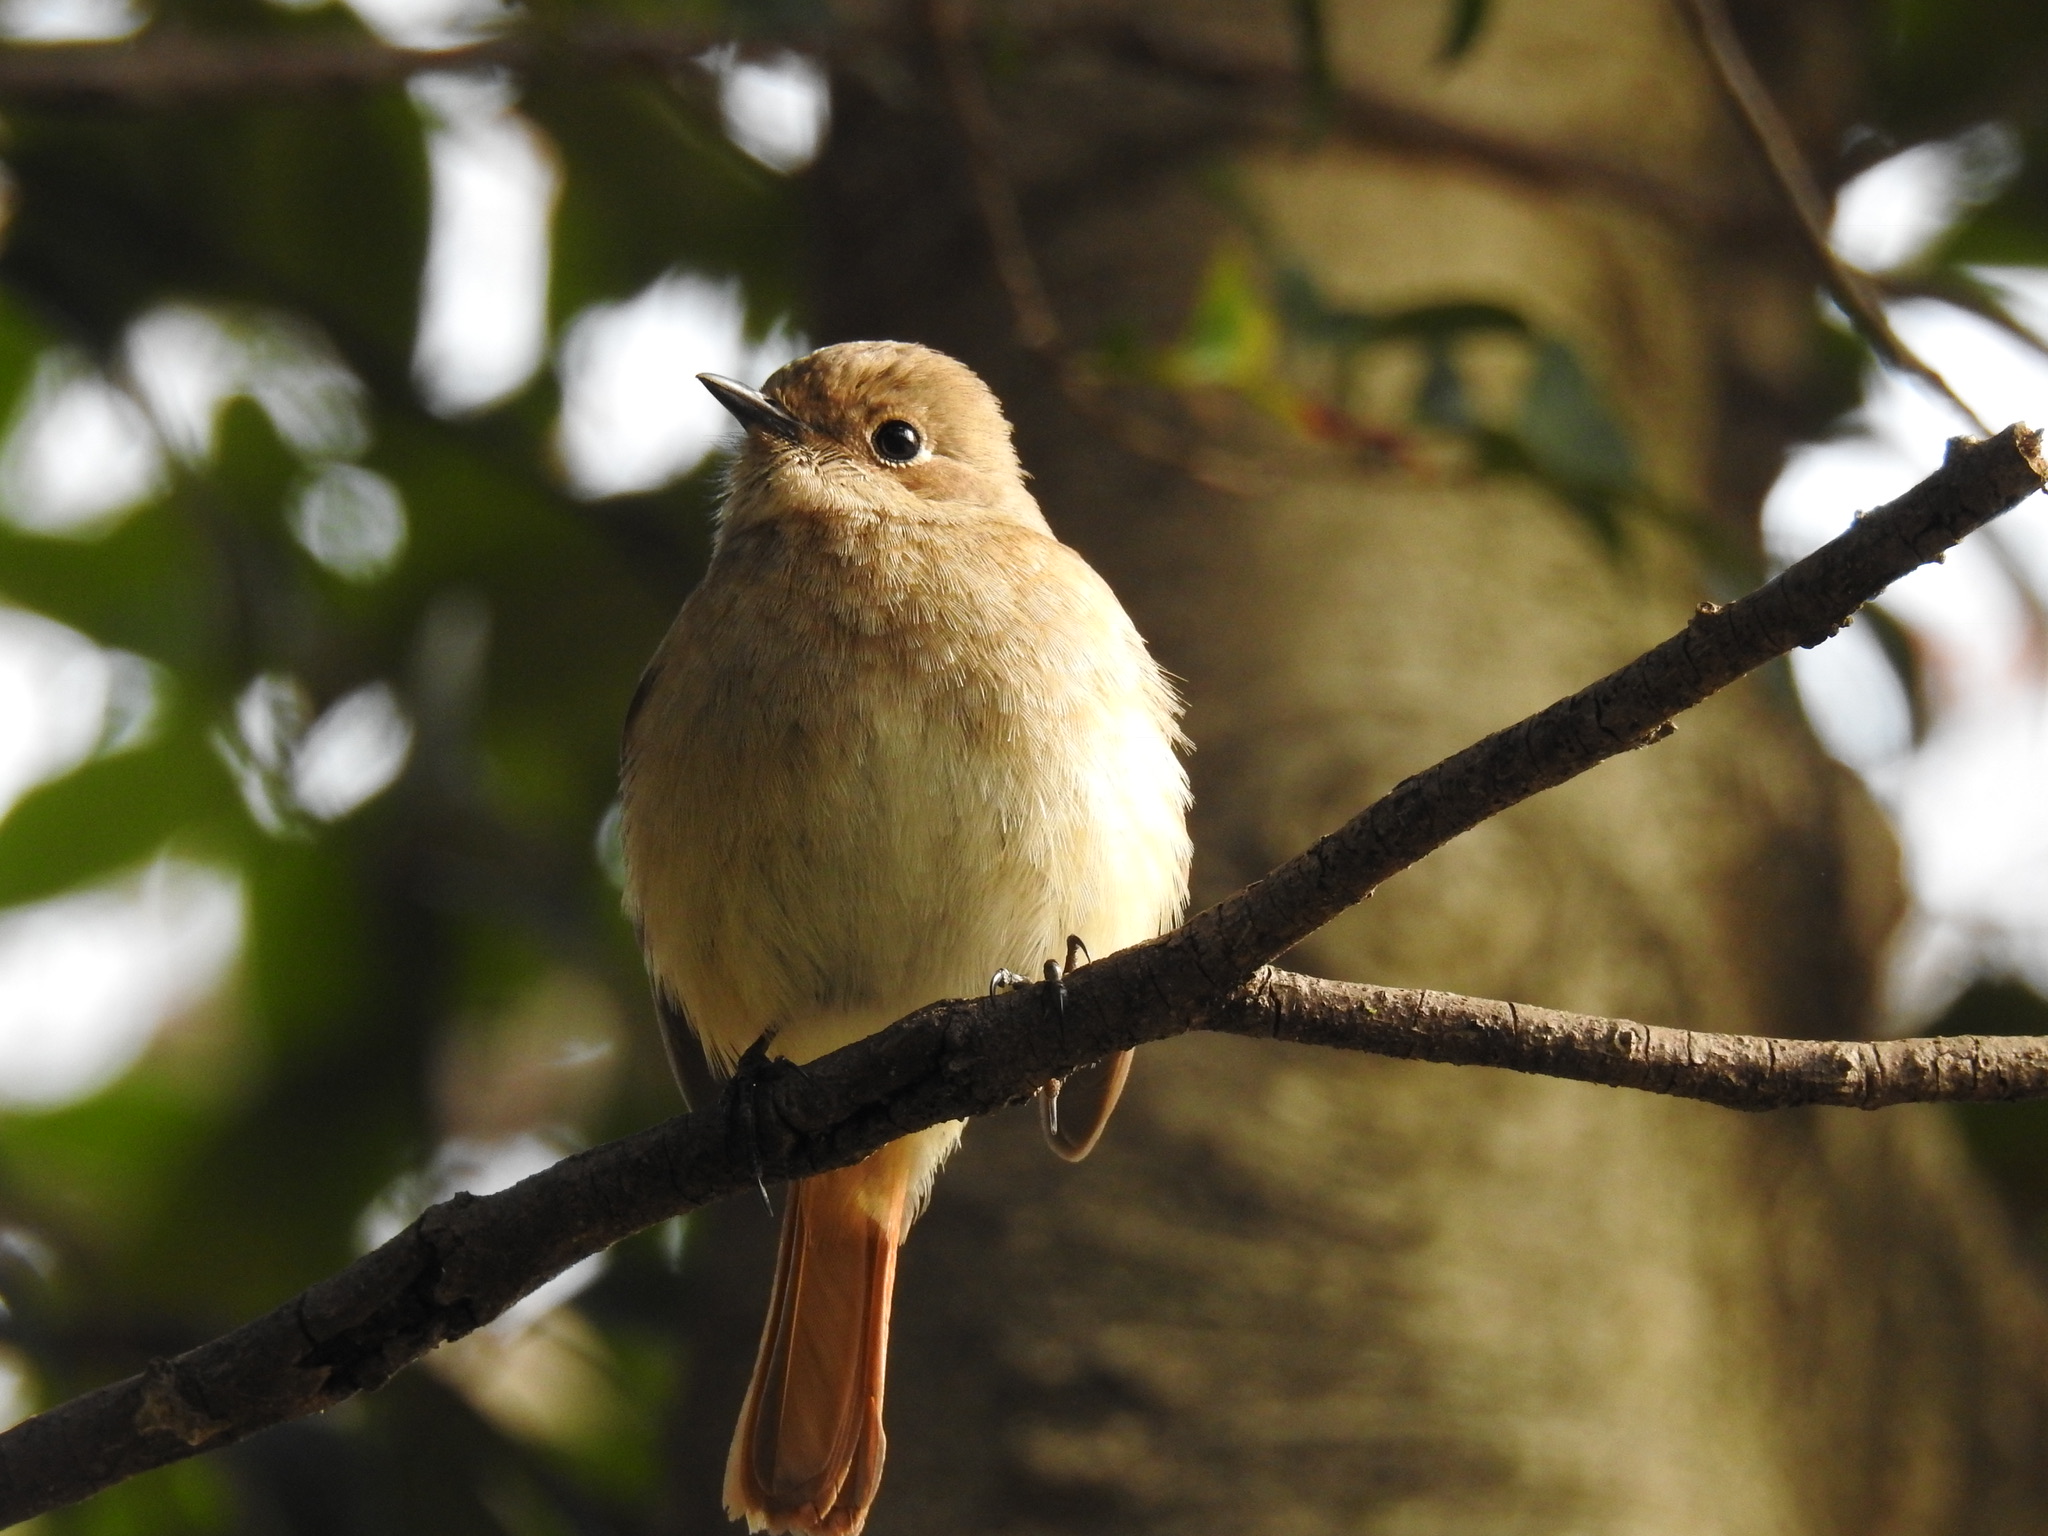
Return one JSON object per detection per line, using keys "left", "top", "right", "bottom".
{"left": 923, "top": 0, "right": 1060, "bottom": 353}
{"left": 920, "top": 1, "right": 1258, "bottom": 486}
{"left": 1086, "top": 20, "right": 1727, "bottom": 236}
{"left": 0, "top": 424, "right": 2041, "bottom": 1526}
{"left": 1170, "top": 426, "right": 2045, "bottom": 989}
{"left": 0, "top": 19, "right": 1725, "bottom": 249}
{"left": 1240, "top": 971, "right": 2048, "bottom": 1111}
{"left": 1671, "top": 0, "right": 1990, "bottom": 433}
{"left": 0, "top": 24, "right": 742, "bottom": 108}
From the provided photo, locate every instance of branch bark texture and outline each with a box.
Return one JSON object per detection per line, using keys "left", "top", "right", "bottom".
{"left": 0, "top": 425, "right": 2041, "bottom": 1525}
{"left": 1246, "top": 972, "right": 2048, "bottom": 1110}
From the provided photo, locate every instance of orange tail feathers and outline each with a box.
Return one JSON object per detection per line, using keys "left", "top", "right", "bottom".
{"left": 724, "top": 1142, "right": 916, "bottom": 1536}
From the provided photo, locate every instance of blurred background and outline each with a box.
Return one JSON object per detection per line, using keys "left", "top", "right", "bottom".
{"left": 6, "top": 0, "right": 2048, "bottom": 1531}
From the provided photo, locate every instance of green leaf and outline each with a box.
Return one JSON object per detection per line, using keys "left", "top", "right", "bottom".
{"left": 0, "top": 721, "right": 238, "bottom": 909}
{"left": 0, "top": 33, "right": 428, "bottom": 374}
{"left": 1272, "top": 265, "right": 1528, "bottom": 350}
{"left": 209, "top": 394, "right": 302, "bottom": 527}
{"left": 1858, "top": 602, "right": 1931, "bottom": 743}
{"left": 0, "top": 503, "right": 223, "bottom": 673}
{"left": 45, "top": 1454, "right": 235, "bottom": 1536}
{"left": 1936, "top": 195, "right": 2048, "bottom": 267}
{"left": 1875, "top": 0, "right": 2048, "bottom": 140}
{"left": 1936, "top": 980, "right": 2048, "bottom": 1243}
{"left": 1288, "top": 0, "right": 1336, "bottom": 128}
{"left": 0, "top": 283, "right": 60, "bottom": 430}
{"left": 1415, "top": 338, "right": 1472, "bottom": 429}
{"left": 1158, "top": 251, "right": 1279, "bottom": 392}
{"left": 526, "top": 76, "right": 799, "bottom": 331}
{"left": 1518, "top": 338, "right": 1636, "bottom": 492}
{"left": 1439, "top": 0, "right": 1493, "bottom": 62}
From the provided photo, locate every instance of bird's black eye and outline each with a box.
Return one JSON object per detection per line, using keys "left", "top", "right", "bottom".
{"left": 871, "top": 420, "right": 923, "bottom": 464}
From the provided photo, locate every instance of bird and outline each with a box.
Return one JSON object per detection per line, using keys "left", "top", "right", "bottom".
{"left": 618, "top": 340, "right": 1191, "bottom": 1536}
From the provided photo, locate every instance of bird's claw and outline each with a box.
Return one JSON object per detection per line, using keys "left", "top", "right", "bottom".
{"left": 1042, "top": 934, "right": 1091, "bottom": 1024}
{"left": 726, "top": 1034, "right": 791, "bottom": 1217}
{"left": 1037, "top": 935, "right": 1126, "bottom": 1161}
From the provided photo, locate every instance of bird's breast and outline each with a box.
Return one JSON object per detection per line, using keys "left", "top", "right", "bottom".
{"left": 622, "top": 517, "right": 1189, "bottom": 1072}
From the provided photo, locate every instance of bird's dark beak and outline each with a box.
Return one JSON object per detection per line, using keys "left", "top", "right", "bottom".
{"left": 699, "top": 374, "right": 806, "bottom": 443}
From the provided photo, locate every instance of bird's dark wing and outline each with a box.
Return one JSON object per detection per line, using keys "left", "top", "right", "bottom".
{"left": 653, "top": 983, "right": 722, "bottom": 1113}
{"left": 619, "top": 657, "right": 662, "bottom": 772}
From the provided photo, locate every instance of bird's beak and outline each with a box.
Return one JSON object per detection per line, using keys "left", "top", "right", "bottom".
{"left": 698, "top": 374, "right": 806, "bottom": 443}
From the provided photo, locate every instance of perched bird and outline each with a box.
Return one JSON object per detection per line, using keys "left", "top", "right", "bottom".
{"left": 619, "top": 341, "right": 1191, "bottom": 1536}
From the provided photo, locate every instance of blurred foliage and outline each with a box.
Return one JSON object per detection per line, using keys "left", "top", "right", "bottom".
{"left": 1872, "top": 0, "right": 2048, "bottom": 271}
{"left": 1285, "top": 0, "right": 1335, "bottom": 131}
{"left": 1105, "top": 241, "right": 1657, "bottom": 553}
{"left": 1853, "top": 603, "right": 1930, "bottom": 744}
{"left": 0, "top": 0, "right": 783, "bottom": 1526}
{"left": 0, "top": 0, "right": 2045, "bottom": 1530}
{"left": 1934, "top": 980, "right": 2048, "bottom": 1263}
{"left": 1436, "top": 0, "right": 1491, "bottom": 62}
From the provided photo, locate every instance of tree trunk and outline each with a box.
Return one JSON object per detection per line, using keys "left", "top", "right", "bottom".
{"left": 668, "top": 2, "right": 2048, "bottom": 1530}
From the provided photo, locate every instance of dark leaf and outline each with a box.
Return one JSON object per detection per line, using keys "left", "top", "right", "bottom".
{"left": 1438, "top": 0, "right": 1493, "bottom": 62}
{"left": 1287, "top": 0, "right": 1336, "bottom": 129}
{"left": 1856, "top": 601, "right": 1931, "bottom": 743}
{"left": 0, "top": 722, "right": 239, "bottom": 910}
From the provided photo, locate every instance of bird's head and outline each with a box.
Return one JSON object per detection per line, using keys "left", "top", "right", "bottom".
{"left": 700, "top": 341, "right": 1043, "bottom": 534}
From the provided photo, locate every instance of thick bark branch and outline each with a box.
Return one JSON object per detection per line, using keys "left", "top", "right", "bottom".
{"left": 0, "top": 25, "right": 737, "bottom": 108}
{"left": 0, "top": 425, "right": 2040, "bottom": 1525}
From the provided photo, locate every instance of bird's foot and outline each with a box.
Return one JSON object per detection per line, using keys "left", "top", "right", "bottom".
{"left": 725, "top": 1034, "right": 803, "bottom": 1217}
{"left": 1035, "top": 936, "right": 1128, "bottom": 1163}
{"left": 1041, "top": 934, "right": 1092, "bottom": 1024}
{"left": 990, "top": 967, "right": 1032, "bottom": 996}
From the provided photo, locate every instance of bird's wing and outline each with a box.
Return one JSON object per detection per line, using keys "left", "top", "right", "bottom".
{"left": 654, "top": 984, "right": 723, "bottom": 1111}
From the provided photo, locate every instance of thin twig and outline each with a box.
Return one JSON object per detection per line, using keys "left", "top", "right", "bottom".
{"left": 921, "top": 0, "right": 1252, "bottom": 483}
{"left": 0, "top": 424, "right": 2039, "bottom": 1528}
{"left": 920, "top": 7, "right": 1743, "bottom": 495}
{"left": 923, "top": 0, "right": 1060, "bottom": 353}
{"left": 1087, "top": 20, "right": 1727, "bottom": 236}
{"left": 1877, "top": 269, "right": 2048, "bottom": 370}
{"left": 1672, "top": 0, "right": 1991, "bottom": 434}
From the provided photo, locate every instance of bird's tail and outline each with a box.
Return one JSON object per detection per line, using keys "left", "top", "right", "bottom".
{"left": 724, "top": 1137, "right": 922, "bottom": 1536}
